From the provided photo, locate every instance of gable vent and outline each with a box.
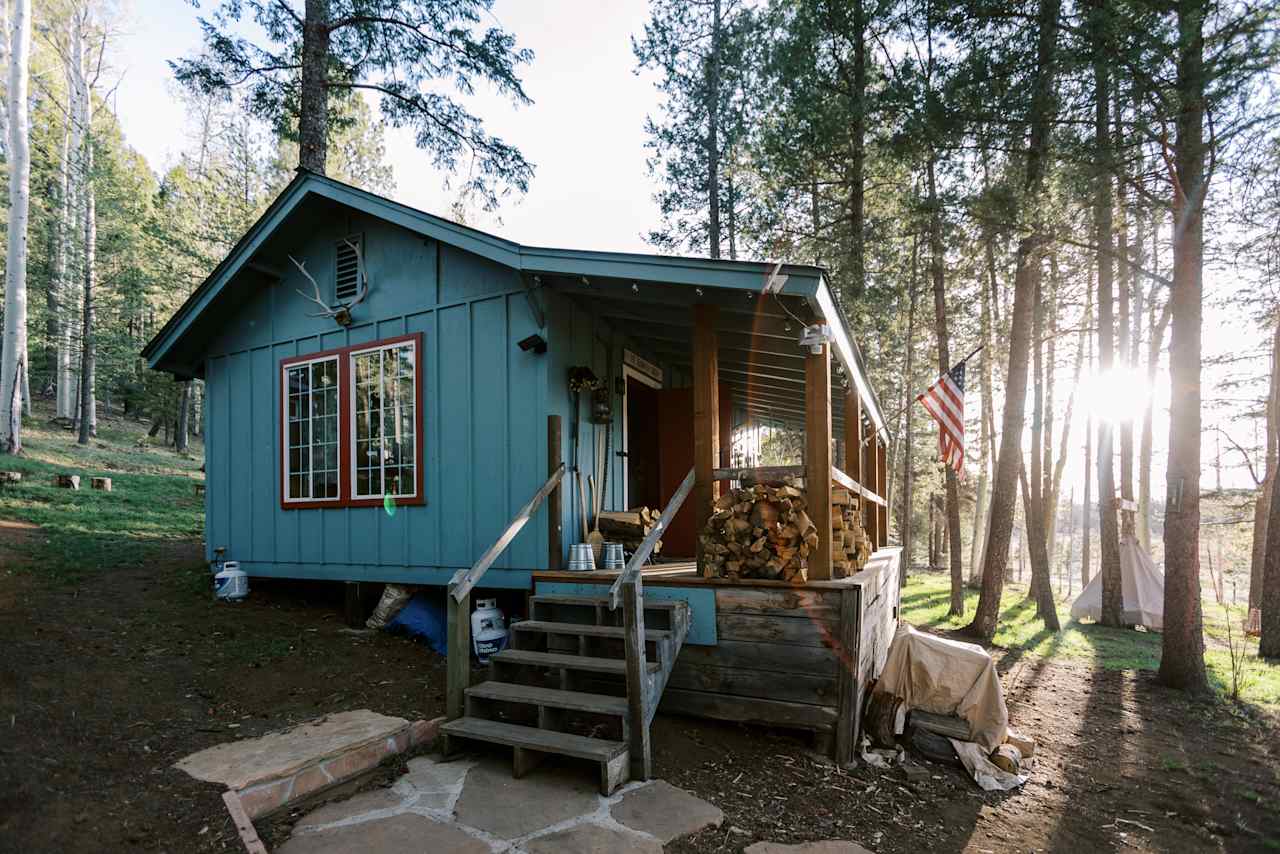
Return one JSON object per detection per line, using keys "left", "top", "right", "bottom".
{"left": 335, "top": 237, "right": 362, "bottom": 301}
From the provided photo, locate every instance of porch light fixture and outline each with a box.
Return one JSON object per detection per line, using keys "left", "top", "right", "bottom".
{"left": 695, "top": 287, "right": 704, "bottom": 297}
{"left": 581, "top": 276, "right": 591, "bottom": 286}
{"left": 632, "top": 282, "right": 639, "bottom": 293}
{"left": 799, "top": 323, "right": 831, "bottom": 355}
{"left": 518, "top": 334, "right": 547, "bottom": 354}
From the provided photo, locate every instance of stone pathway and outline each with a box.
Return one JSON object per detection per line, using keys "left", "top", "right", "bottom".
{"left": 276, "top": 754, "right": 724, "bottom": 853}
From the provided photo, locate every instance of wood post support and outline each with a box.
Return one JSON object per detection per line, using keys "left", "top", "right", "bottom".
{"left": 343, "top": 582, "right": 364, "bottom": 628}
{"left": 805, "top": 343, "right": 833, "bottom": 580}
{"left": 446, "top": 585, "right": 471, "bottom": 721}
{"left": 548, "top": 414, "right": 563, "bottom": 571}
{"left": 876, "top": 440, "right": 889, "bottom": 545}
{"left": 692, "top": 305, "right": 720, "bottom": 574}
{"left": 861, "top": 418, "right": 877, "bottom": 549}
{"left": 834, "top": 585, "right": 860, "bottom": 766}
{"left": 621, "top": 577, "right": 651, "bottom": 780}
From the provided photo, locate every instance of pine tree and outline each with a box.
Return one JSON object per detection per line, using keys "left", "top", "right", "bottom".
{"left": 173, "top": 0, "right": 533, "bottom": 207}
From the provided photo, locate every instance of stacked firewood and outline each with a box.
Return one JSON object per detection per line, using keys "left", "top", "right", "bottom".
{"left": 699, "top": 480, "right": 871, "bottom": 583}
{"left": 596, "top": 508, "right": 662, "bottom": 556}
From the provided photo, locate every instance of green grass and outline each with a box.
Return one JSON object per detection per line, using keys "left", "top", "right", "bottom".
{"left": 900, "top": 571, "right": 1280, "bottom": 711}
{"left": 0, "top": 404, "right": 205, "bottom": 581}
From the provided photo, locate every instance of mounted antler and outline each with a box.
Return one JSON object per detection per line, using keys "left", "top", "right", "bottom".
{"left": 288, "top": 239, "right": 369, "bottom": 327}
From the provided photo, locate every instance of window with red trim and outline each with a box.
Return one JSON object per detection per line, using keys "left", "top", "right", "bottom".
{"left": 279, "top": 333, "right": 424, "bottom": 509}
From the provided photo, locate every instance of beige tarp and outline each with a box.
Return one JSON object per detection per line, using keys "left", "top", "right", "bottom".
{"left": 1069, "top": 535, "right": 1164, "bottom": 631}
{"left": 875, "top": 624, "right": 1008, "bottom": 752}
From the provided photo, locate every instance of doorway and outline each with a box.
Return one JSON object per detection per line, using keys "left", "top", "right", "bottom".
{"left": 623, "top": 367, "right": 662, "bottom": 511}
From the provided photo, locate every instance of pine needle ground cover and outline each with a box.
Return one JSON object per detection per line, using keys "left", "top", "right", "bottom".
{"left": 0, "top": 403, "right": 205, "bottom": 582}
{"left": 901, "top": 572, "right": 1280, "bottom": 712}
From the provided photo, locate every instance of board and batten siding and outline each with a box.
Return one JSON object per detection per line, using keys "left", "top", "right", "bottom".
{"left": 202, "top": 212, "right": 549, "bottom": 587}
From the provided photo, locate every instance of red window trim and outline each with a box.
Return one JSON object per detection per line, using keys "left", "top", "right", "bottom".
{"left": 279, "top": 332, "right": 425, "bottom": 510}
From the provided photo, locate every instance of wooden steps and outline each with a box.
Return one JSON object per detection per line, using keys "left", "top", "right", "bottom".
{"left": 441, "top": 591, "right": 690, "bottom": 795}
{"left": 438, "top": 717, "right": 630, "bottom": 795}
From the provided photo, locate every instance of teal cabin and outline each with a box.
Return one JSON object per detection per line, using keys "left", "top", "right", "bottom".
{"left": 145, "top": 171, "right": 903, "bottom": 768}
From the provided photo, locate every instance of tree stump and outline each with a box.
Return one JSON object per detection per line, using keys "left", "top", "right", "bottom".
{"left": 0, "top": 471, "right": 21, "bottom": 487}
{"left": 91, "top": 477, "right": 112, "bottom": 492}
{"left": 53, "top": 474, "right": 81, "bottom": 490}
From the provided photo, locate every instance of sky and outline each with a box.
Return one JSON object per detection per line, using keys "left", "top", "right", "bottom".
{"left": 110, "top": 0, "right": 663, "bottom": 253}
{"left": 105, "top": 0, "right": 1265, "bottom": 500}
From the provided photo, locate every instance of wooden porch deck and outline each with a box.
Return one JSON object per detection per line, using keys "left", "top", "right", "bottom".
{"left": 532, "top": 546, "right": 901, "bottom": 762}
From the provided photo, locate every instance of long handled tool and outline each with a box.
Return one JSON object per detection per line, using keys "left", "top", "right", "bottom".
{"left": 587, "top": 431, "right": 606, "bottom": 562}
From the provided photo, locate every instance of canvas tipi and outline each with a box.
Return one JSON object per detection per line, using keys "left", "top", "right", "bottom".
{"left": 1070, "top": 535, "right": 1165, "bottom": 631}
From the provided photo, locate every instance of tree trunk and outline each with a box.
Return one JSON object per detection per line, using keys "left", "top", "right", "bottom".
{"left": 77, "top": 136, "right": 96, "bottom": 445}
{"left": 298, "top": 0, "right": 331, "bottom": 173}
{"left": 1249, "top": 320, "right": 1280, "bottom": 611}
{"left": 966, "top": 0, "right": 1061, "bottom": 641}
{"left": 704, "top": 0, "right": 722, "bottom": 259}
{"left": 902, "top": 240, "right": 919, "bottom": 573}
{"left": 1026, "top": 263, "right": 1060, "bottom": 628}
{"left": 1138, "top": 218, "right": 1171, "bottom": 549}
{"left": 847, "top": 0, "right": 866, "bottom": 298}
{"left": 927, "top": 156, "right": 965, "bottom": 617}
{"left": 1158, "top": 0, "right": 1210, "bottom": 690}
{"left": 0, "top": 0, "right": 31, "bottom": 455}
{"left": 1092, "top": 0, "right": 1123, "bottom": 627}
{"left": 176, "top": 381, "right": 191, "bottom": 453}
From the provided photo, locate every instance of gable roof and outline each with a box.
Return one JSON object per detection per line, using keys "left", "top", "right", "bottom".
{"left": 143, "top": 170, "right": 887, "bottom": 432}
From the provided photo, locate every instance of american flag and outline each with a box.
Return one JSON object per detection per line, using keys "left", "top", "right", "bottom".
{"left": 918, "top": 361, "right": 966, "bottom": 476}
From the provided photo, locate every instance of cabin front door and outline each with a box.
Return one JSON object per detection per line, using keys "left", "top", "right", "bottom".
{"left": 623, "top": 369, "right": 662, "bottom": 512}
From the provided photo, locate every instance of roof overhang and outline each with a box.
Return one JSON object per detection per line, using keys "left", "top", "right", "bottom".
{"left": 143, "top": 171, "right": 889, "bottom": 439}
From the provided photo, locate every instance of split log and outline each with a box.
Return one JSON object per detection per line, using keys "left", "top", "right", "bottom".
{"left": 699, "top": 478, "right": 872, "bottom": 583}
{"left": 53, "top": 474, "right": 80, "bottom": 490}
{"left": 910, "top": 710, "right": 970, "bottom": 740}
{"left": 90, "top": 477, "right": 112, "bottom": 492}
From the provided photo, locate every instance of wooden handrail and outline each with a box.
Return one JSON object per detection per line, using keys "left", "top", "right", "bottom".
{"left": 450, "top": 463, "right": 566, "bottom": 603}
{"left": 711, "top": 465, "right": 805, "bottom": 482}
{"left": 832, "top": 465, "right": 887, "bottom": 508}
{"left": 609, "top": 467, "right": 695, "bottom": 609}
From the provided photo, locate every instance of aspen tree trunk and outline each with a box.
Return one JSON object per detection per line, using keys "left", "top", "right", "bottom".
{"left": 1159, "top": 0, "right": 1210, "bottom": 688}
{"left": 59, "top": 14, "right": 85, "bottom": 420}
{"left": 176, "top": 382, "right": 191, "bottom": 453}
{"left": 1041, "top": 260, "right": 1057, "bottom": 551}
{"left": 1250, "top": 321, "right": 1280, "bottom": 612}
{"left": 299, "top": 0, "right": 331, "bottom": 173}
{"left": 1116, "top": 88, "right": 1135, "bottom": 523}
{"left": 968, "top": 283, "right": 992, "bottom": 586}
{"left": 927, "top": 156, "right": 965, "bottom": 617}
{"left": 967, "top": 0, "right": 1061, "bottom": 640}
{"left": 0, "top": 0, "right": 31, "bottom": 454}
{"left": 77, "top": 135, "right": 96, "bottom": 445}
{"left": 1092, "top": 0, "right": 1124, "bottom": 627}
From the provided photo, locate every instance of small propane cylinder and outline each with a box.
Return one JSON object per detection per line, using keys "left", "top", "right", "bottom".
{"left": 471, "top": 599, "right": 508, "bottom": 664}
{"left": 213, "top": 561, "right": 249, "bottom": 601}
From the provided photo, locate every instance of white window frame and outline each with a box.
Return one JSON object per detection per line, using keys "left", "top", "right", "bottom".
{"left": 281, "top": 353, "right": 343, "bottom": 505}
{"left": 348, "top": 337, "right": 420, "bottom": 501}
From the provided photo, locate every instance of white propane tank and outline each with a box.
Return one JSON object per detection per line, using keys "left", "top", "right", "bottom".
{"left": 213, "top": 561, "right": 249, "bottom": 601}
{"left": 471, "top": 599, "right": 508, "bottom": 664}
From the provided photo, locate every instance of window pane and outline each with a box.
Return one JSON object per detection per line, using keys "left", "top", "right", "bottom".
{"left": 285, "top": 357, "right": 339, "bottom": 501}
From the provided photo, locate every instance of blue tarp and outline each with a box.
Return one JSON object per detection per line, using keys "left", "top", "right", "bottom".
{"left": 387, "top": 593, "right": 448, "bottom": 653}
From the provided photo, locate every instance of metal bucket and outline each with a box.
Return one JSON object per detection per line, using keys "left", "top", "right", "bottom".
{"left": 603, "top": 542, "right": 626, "bottom": 571}
{"left": 568, "top": 543, "right": 596, "bottom": 572}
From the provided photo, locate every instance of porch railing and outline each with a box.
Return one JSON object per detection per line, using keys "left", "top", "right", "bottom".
{"left": 446, "top": 461, "right": 565, "bottom": 721}
{"left": 606, "top": 465, "right": 694, "bottom": 781}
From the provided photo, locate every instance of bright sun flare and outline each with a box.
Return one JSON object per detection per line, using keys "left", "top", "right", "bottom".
{"left": 1078, "top": 367, "right": 1153, "bottom": 424}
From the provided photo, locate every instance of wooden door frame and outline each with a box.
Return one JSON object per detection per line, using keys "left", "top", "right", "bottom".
{"left": 621, "top": 362, "right": 662, "bottom": 510}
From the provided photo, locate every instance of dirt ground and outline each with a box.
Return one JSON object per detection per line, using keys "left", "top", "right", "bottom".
{"left": 2, "top": 532, "right": 1277, "bottom": 852}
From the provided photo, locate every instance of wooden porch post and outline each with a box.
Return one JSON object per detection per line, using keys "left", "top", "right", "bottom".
{"left": 876, "top": 439, "right": 889, "bottom": 545}
{"left": 862, "top": 417, "right": 878, "bottom": 550}
{"left": 844, "top": 389, "right": 861, "bottom": 509}
{"left": 547, "top": 414, "right": 563, "bottom": 571}
{"left": 805, "top": 343, "right": 833, "bottom": 580}
{"left": 693, "top": 305, "right": 720, "bottom": 575}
